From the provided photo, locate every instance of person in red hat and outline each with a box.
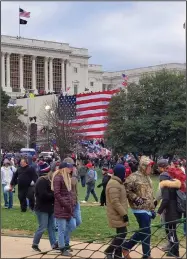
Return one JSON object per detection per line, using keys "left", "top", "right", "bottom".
{"left": 97, "top": 168, "right": 113, "bottom": 206}
{"left": 81, "top": 163, "right": 98, "bottom": 203}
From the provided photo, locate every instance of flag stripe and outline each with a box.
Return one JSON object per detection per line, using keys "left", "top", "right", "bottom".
{"left": 77, "top": 127, "right": 107, "bottom": 133}
{"left": 77, "top": 101, "right": 109, "bottom": 109}
{"left": 69, "top": 119, "right": 108, "bottom": 127}
{"left": 77, "top": 104, "right": 108, "bottom": 112}
{"left": 76, "top": 98, "right": 112, "bottom": 105}
{"left": 76, "top": 112, "right": 108, "bottom": 120}
{"left": 77, "top": 109, "right": 107, "bottom": 116}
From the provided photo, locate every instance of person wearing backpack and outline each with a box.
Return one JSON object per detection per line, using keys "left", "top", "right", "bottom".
{"left": 81, "top": 163, "right": 98, "bottom": 203}
{"left": 157, "top": 172, "right": 182, "bottom": 258}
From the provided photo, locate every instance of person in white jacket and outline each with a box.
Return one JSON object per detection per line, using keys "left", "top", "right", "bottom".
{"left": 1, "top": 159, "right": 16, "bottom": 209}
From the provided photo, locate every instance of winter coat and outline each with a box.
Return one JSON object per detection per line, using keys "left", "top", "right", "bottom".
{"left": 71, "top": 175, "right": 78, "bottom": 206}
{"left": 86, "top": 169, "right": 95, "bottom": 184}
{"left": 106, "top": 175, "right": 128, "bottom": 228}
{"left": 157, "top": 179, "right": 182, "bottom": 222}
{"left": 1, "top": 166, "right": 16, "bottom": 185}
{"left": 98, "top": 174, "right": 111, "bottom": 189}
{"left": 78, "top": 166, "right": 87, "bottom": 177}
{"left": 125, "top": 156, "right": 155, "bottom": 211}
{"left": 53, "top": 174, "right": 74, "bottom": 219}
{"left": 35, "top": 177, "right": 54, "bottom": 214}
{"left": 10, "top": 165, "right": 38, "bottom": 190}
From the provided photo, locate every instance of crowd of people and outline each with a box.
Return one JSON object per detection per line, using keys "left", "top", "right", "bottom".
{"left": 1, "top": 151, "right": 186, "bottom": 258}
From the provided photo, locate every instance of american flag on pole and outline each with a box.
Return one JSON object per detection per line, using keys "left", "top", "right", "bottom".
{"left": 58, "top": 90, "right": 118, "bottom": 139}
{"left": 19, "top": 8, "right": 30, "bottom": 18}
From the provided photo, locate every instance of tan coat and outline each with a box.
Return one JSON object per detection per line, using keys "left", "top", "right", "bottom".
{"left": 106, "top": 175, "right": 128, "bottom": 228}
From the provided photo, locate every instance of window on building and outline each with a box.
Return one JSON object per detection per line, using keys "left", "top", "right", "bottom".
{"left": 23, "top": 55, "right": 32, "bottom": 91}
{"left": 36, "top": 56, "right": 45, "bottom": 93}
{"left": 102, "top": 84, "right": 106, "bottom": 91}
{"left": 74, "top": 67, "right": 78, "bottom": 73}
{"left": 53, "top": 58, "right": 62, "bottom": 93}
{"left": 90, "top": 82, "right": 94, "bottom": 87}
{"left": 10, "top": 53, "right": 20, "bottom": 92}
{"left": 74, "top": 84, "right": 78, "bottom": 95}
{"left": 107, "top": 84, "right": 112, "bottom": 90}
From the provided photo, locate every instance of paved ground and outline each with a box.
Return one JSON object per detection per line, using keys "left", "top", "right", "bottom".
{"left": 1, "top": 236, "right": 186, "bottom": 259}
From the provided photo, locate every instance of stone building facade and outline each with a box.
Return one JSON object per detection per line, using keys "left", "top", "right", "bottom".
{"left": 1, "top": 35, "right": 186, "bottom": 98}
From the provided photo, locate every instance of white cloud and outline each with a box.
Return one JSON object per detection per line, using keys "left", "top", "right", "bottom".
{"left": 1, "top": 1, "right": 186, "bottom": 70}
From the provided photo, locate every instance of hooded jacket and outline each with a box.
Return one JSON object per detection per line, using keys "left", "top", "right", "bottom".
{"left": 34, "top": 176, "right": 54, "bottom": 214}
{"left": 157, "top": 173, "right": 182, "bottom": 222}
{"left": 71, "top": 171, "right": 78, "bottom": 206}
{"left": 106, "top": 166, "right": 128, "bottom": 228}
{"left": 125, "top": 156, "right": 155, "bottom": 211}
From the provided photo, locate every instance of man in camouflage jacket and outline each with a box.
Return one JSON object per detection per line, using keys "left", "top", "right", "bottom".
{"left": 122, "top": 156, "right": 156, "bottom": 259}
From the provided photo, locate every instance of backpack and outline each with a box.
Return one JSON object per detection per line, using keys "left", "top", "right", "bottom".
{"left": 176, "top": 189, "right": 186, "bottom": 213}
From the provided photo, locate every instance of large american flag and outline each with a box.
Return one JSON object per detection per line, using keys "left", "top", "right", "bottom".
{"left": 58, "top": 90, "right": 118, "bottom": 139}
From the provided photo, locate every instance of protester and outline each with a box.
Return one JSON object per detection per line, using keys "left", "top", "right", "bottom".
{"left": 105, "top": 164, "right": 128, "bottom": 259}
{"left": 154, "top": 159, "right": 170, "bottom": 251}
{"left": 1, "top": 159, "right": 17, "bottom": 209}
{"left": 157, "top": 172, "right": 182, "bottom": 257}
{"left": 38, "top": 161, "right": 51, "bottom": 177}
{"left": 122, "top": 156, "right": 156, "bottom": 259}
{"left": 78, "top": 163, "right": 87, "bottom": 187}
{"left": 32, "top": 168, "right": 58, "bottom": 252}
{"left": 51, "top": 161, "right": 76, "bottom": 256}
{"left": 10, "top": 157, "right": 38, "bottom": 212}
{"left": 82, "top": 163, "right": 98, "bottom": 203}
{"left": 65, "top": 163, "right": 82, "bottom": 251}
{"left": 97, "top": 168, "right": 112, "bottom": 206}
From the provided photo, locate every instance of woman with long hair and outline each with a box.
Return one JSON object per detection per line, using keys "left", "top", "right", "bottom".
{"left": 52, "top": 162, "right": 76, "bottom": 256}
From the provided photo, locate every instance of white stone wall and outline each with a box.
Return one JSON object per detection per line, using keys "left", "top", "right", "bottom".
{"left": 88, "top": 64, "right": 103, "bottom": 92}
{"left": 16, "top": 94, "right": 57, "bottom": 125}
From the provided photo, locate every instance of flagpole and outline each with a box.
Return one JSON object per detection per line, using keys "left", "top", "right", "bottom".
{"left": 19, "top": 6, "right": 20, "bottom": 38}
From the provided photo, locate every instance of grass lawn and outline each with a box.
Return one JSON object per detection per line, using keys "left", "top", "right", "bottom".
{"left": 1, "top": 171, "right": 185, "bottom": 245}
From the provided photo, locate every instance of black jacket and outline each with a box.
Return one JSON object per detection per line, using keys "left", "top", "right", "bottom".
{"left": 35, "top": 177, "right": 54, "bottom": 214}
{"left": 98, "top": 175, "right": 111, "bottom": 189}
{"left": 158, "top": 178, "right": 182, "bottom": 223}
{"left": 10, "top": 165, "right": 38, "bottom": 190}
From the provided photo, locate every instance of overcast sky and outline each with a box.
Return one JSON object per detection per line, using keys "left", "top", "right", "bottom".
{"left": 1, "top": 1, "right": 186, "bottom": 71}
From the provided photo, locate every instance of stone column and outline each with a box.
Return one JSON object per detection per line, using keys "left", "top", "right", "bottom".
{"left": 19, "top": 54, "right": 24, "bottom": 93}
{"left": 49, "top": 57, "right": 53, "bottom": 92}
{"left": 32, "top": 56, "right": 37, "bottom": 94}
{"left": 66, "top": 60, "right": 71, "bottom": 91}
{"left": 1, "top": 52, "right": 5, "bottom": 90}
{"left": 6, "top": 52, "right": 11, "bottom": 91}
{"left": 61, "top": 59, "right": 64, "bottom": 91}
{"left": 44, "top": 57, "right": 48, "bottom": 93}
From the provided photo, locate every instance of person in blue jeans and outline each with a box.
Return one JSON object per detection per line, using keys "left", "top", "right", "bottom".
{"left": 32, "top": 167, "right": 58, "bottom": 252}
{"left": 122, "top": 156, "right": 156, "bottom": 259}
{"left": 52, "top": 160, "right": 76, "bottom": 256}
{"left": 1, "top": 159, "right": 16, "bottom": 209}
{"left": 82, "top": 163, "right": 98, "bottom": 203}
{"left": 65, "top": 168, "right": 82, "bottom": 250}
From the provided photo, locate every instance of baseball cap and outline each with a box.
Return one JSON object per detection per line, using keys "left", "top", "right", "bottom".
{"left": 157, "top": 159, "right": 169, "bottom": 168}
{"left": 59, "top": 162, "right": 73, "bottom": 169}
{"left": 86, "top": 163, "right": 93, "bottom": 168}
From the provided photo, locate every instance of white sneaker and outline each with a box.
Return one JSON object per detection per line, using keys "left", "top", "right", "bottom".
{"left": 81, "top": 200, "right": 87, "bottom": 203}
{"left": 93, "top": 201, "right": 99, "bottom": 204}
